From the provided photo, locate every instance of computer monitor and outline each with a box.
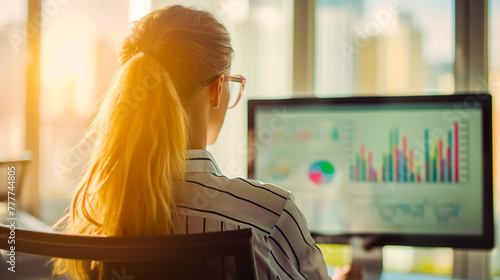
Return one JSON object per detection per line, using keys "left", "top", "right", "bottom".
{"left": 248, "top": 93, "right": 493, "bottom": 249}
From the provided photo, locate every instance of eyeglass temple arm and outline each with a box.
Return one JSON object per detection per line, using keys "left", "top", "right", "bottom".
{"left": 226, "top": 76, "right": 246, "bottom": 85}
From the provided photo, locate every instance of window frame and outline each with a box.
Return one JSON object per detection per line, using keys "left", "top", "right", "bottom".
{"left": 24, "top": 0, "right": 41, "bottom": 217}
{"left": 453, "top": 0, "right": 490, "bottom": 279}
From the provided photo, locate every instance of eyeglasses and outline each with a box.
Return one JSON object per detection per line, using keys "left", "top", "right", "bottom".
{"left": 203, "top": 74, "right": 246, "bottom": 109}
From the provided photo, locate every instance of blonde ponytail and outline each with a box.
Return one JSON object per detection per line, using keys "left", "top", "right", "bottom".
{"left": 52, "top": 52, "right": 189, "bottom": 279}
{"left": 52, "top": 5, "right": 233, "bottom": 279}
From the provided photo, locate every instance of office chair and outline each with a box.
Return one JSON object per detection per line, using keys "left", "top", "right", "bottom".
{"left": 0, "top": 225, "right": 257, "bottom": 280}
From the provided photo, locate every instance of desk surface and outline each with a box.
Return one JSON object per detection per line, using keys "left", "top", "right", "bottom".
{"left": 382, "top": 273, "right": 500, "bottom": 280}
{"left": 0, "top": 202, "right": 50, "bottom": 231}
{"left": 326, "top": 265, "right": 499, "bottom": 280}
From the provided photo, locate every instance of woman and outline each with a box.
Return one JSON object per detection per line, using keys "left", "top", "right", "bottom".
{"left": 52, "top": 5, "right": 363, "bottom": 280}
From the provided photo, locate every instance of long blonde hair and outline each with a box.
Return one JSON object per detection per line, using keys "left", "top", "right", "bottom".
{"left": 52, "top": 5, "right": 233, "bottom": 279}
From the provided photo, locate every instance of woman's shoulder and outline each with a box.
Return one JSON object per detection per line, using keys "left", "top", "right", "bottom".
{"left": 202, "top": 174, "right": 295, "bottom": 216}
{"left": 225, "top": 176, "right": 291, "bottom": 202}
{"left": 179, "top": 173, "right": 295, "bottom": 234}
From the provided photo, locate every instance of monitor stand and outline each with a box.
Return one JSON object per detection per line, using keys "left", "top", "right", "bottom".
{"left": 350, "top": 237, "right": 383, "bottom": 280}
{"left": 453, "top": 249, "right": 491, "bottom": 280}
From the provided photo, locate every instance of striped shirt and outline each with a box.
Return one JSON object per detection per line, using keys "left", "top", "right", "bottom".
{"left": 173, "top": 150, "right": 329, "bottom": 280}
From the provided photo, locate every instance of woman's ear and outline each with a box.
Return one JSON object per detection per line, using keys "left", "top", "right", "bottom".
{"left": 211, "top": 74, "right": 224, "bottom": 109}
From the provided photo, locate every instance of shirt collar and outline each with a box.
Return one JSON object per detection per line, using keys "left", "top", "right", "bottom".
{"left": 186, "top": 149, "right": 223, "bottom": 175}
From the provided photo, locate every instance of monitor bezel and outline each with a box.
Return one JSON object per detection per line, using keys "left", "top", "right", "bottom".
{"left": 247, "top": 93, "right": 494, "bottom": 249}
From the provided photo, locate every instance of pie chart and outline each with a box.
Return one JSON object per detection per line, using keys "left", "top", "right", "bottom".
{"left": 308, "top": 161, "right": 334, "bottom": 185}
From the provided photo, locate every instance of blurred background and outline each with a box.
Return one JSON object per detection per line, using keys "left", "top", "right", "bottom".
{"left": 0, "top": 0, "right": 498, "bottom": 277}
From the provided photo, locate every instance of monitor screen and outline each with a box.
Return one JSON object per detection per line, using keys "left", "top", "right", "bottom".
{"left": 248, "top": 94, "right": 493, "bottom": 249}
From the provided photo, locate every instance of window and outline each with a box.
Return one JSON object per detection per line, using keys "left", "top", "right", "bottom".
{"left": 315, "top": 0, "right": 454, "bottom": 96}
{"left": 39, "top": 0, "right": 128, "bottom": 223}
{"left": 0, "top": 1, "right": 27, "bottom": 159}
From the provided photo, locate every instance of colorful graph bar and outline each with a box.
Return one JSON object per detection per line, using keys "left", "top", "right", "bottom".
{"left": 425, "top": 129, "right": 429, "bottom": 182}
{"left": 350, "top": 122, "right": 461, "bottom": 184}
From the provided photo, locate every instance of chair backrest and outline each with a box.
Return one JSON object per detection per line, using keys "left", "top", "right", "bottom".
{"left": 0, "top": 225, "right": 257, "bottom": 280}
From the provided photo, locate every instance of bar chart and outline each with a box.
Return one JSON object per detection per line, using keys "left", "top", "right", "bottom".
{"left": 349, "top": 121, "right": 468, "bottom": 184}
